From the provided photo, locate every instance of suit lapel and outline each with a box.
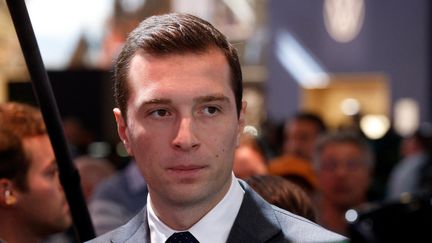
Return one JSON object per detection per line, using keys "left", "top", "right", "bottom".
{"left": 227, "top": 180, "right": 283, "bottom": 243}
{"left": 110, "top": 206, "right": 150, "bottom": 243}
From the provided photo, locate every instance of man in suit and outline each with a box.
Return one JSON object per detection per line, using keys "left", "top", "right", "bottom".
{"left": 88, "top": 13, "right": 345, "bottom": 243}
{"left": 0, "top": 102, "right": 72, "bottom": 243}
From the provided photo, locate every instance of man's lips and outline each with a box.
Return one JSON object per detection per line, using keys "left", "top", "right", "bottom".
{"left": 333, "top": 185, "right": 352, "bottom": 193}
{"left": 168, "top": 165, "right": 206, "bottom": 171}
{"left": 166, "top": 165, "right": 208, "bottom": 176}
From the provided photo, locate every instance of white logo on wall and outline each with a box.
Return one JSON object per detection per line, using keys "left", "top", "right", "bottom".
{"left": 323, "top": 0, "right": 365, "bottom": 43}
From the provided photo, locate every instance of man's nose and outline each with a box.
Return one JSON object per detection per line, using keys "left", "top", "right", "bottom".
{"left": 334, "top": 163, "right": 349, "bottom": 177}
{"left": 171, "top": 118, "right": 200, "bottom": 151}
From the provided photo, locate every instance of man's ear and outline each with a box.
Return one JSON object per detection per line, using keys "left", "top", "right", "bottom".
{"left": 113, "top": 108, "right": 133, "bottom": 156}
{"left": 0, "top": 179, "right": 17, "bottom": 207}
{"left": 236, "top": 101, "right": 247, "bottom": 147}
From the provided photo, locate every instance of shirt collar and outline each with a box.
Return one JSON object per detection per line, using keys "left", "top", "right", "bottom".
{"left": 147, "top": 174, "right": 244, "bottom": 243}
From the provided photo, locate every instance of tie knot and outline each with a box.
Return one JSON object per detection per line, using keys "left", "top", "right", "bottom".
{"left": 166, "top": 231, "right": 199, "bottom": 243}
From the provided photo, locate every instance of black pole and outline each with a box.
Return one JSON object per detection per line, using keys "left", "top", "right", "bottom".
{"left": 5, "top": 0, "right": 95, "bottom": 241}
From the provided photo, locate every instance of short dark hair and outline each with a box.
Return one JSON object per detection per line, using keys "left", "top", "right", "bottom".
{"left": 114, "top": 13, "right": 243, "bottom": 120}
{"left": 291, "top": 112, "right": 327, "bottom": 134}
{"left": 0, "top": 102, "right": 46, "bottom": 191}
{"left": 0, "top": 129, "right": 26, "bottom": 190}
{"left": 314, "top": 131, "right": 374, "bottom": 168}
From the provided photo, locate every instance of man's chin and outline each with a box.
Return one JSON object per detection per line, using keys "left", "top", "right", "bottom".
{"left": 168, "top": 190, "right": 204, "bottom": 206}
{"left": 55, "top": 216, "right": 73, "bottom": 232}
{"left": 334, "top": 198, "right": 359, "bottom": 209}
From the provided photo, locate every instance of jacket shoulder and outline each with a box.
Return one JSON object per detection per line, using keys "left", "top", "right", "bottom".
{"left": 85, "top": 208, "right": 148, "bottom": 243}
{"left": 272, "top": 206, "right": 347, "bottom": 242}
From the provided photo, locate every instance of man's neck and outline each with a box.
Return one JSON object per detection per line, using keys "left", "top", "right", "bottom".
{"left": 0, "top": 214, "right": 40, "bottom": 243}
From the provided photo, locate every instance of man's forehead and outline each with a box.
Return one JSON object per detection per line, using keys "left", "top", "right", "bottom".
{"left": 129, "top": 49, "right": 229, "bottom": 79}
{"left": 321, "top": 142, "right": 363, "bottom": 154}
{"left": 22, "top": 134, "right": 50, "bottom": 145}
{"left": 22, "top": 135, "right": 53, "bottom": 159}
{"left": 128, "top": 51, "right": 232, "bottom": 97}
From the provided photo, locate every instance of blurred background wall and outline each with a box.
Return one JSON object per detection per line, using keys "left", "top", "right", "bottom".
{"left": 267, "top": 0, "right": 430, "bottom": 126}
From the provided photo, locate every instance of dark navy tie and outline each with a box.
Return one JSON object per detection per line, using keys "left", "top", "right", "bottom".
{"left": 165, "top": 231, "right": 199, "bottom": 243}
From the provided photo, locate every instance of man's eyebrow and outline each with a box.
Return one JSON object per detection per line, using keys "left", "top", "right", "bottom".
{"left": 193, "top": 94, "right": 230, "bottom": 104}
{"left": 142, "top": 98, "right": 172, "bottom": 105}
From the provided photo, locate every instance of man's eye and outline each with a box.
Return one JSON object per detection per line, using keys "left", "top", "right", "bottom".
{"left": 150, "top": 109, "right": 170, "bottom": 117}
{"left": 321, "top": 161, "right": 337, "bottom": 171}
{"left": 45, "top": 167, "right": 58, "bottom": 177}
{"left": 203, "top": 106, "right": 220, "bottom": 116}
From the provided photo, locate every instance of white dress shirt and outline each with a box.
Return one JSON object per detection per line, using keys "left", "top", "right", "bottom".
{"left": 147, "top": 174, "right": 244, "bottom": 243}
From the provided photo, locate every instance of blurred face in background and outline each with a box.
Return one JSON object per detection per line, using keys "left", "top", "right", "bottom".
{"left": 284, "top": 120, "right": 321, "bottom": 161}
{"left": 15, "top": 135, "right": 72, "bottom": 236}
{"left": 317, "top": 142, "right": 370, "bottom": 209}
{"left": 233, "top": 144, "right": 267, "bottom": 179}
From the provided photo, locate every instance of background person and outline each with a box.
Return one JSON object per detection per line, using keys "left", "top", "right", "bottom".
{"left": 386, "top": 127, "right": 432, "bottom": 200}
{"left": 0, "top": 102, "right": 72, "bottom": 243}
{"left": 89, "top": 161, "right": 148, "bottom": 235}
{"left": 74, "top": 155, "right": 115, "bottom": 202}
{"left": 233, "top": 132, "right": 268, "bottom": 180}
{"left": 283, "top": 112, "right": 327, "bottom": 161}
{"left": 268, "top": 112, "right": 327, "bottom": 195}
{"left": 314, "top": 131, "right": 373, "bottom": 236}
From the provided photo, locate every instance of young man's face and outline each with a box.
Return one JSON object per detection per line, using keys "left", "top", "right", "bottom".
{"left": 115, "top": 48, "right": 245, "bottom": 213}
{"left": 15, "top": 135, "right": 72, "bottom": 236}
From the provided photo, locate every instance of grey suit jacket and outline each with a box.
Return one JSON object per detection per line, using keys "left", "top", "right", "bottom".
{"left": 87, "top": 180, "right": 346, "bottom": 243}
